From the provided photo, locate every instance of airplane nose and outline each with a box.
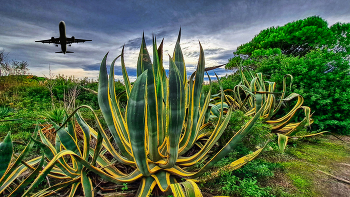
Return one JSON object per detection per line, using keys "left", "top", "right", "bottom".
{"left": 59, "top": 21, "right": 65, "bottom": 25}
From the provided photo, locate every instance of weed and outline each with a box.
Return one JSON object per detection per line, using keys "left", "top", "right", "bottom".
{"left": 121, "top": 183, "right": 128, "bottom": 191}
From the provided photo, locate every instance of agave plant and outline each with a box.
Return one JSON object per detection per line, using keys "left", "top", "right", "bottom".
{"left": 1, "top": 30, "right": 268, "bottom": 197}
{"left": 83, "top": 30, "right": 268, "bottom": 196}
{"left": 0, "top": 106, "right": 11, "bottom": 119}
{"left": 224, "top": 67, "right": 327, "bottom": 152}
{"left": 0, "top": 129, "right": 45, "bottom": 197}
{"left": 44, "top": 107, "right": 66, "bottom": 125}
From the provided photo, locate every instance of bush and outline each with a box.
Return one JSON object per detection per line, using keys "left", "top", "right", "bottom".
{"left": 219, "top": 171, "right": 273, "bottom": 197}
{"left": 256, "top": 50, "right": 350, "bottom": 134}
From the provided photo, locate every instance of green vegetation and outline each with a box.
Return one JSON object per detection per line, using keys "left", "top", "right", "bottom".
{"left": 226, "top": 16, "right": 350, "bottom": 135}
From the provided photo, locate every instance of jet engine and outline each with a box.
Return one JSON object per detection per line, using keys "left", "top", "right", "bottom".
{"left": 71, "top": 36, "right": 75, "bottom": 42}
{"left": 51, "top": 37, "right": 55, "bottom": 41}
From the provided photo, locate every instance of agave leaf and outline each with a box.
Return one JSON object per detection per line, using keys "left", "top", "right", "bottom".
{"left": 151, "top": 171, "right": 171, "bottom": 192}
{"left": 65, "top": 112, "right": 77, "bottom": 141}
{"left": 0, "top": 156, "right": 41, "bottom": 194}
{"left": 277, "top": 133, "right": 288, "bottom": 153}
{"left": 30, "top": 177, "right": 80, "bottom": 197}
{"left": 0, "top": 126, "right": 39, "bottom": 186}
{"left": 160, "top": 56, "right": 185, "bottom": 168}
{"left": 201, "top": 146, "right": 265, "bottom": 182}
{"left": 109, "top": 55, "right": 131, "bottom": 155}
{"left": 173, "top": 28, "right": 186, "bottom": 85}
{"left": 127, "top": 70, "right": 151, "bottom": 176}
{"left": 56, "top": 126, "right": 81, "bottom": 156}
{"left": 98, "top": 53, "right": 133, "bottom": 163}
{"left": 292, "top": 131, "right": 328, "bottom": 138}
{"left": 9, "top": 154, "right": 45, "bottom": 197}
{"left": 156, "top": 75, "right": 166, "bottom": 148}
{"left": 0, "top": 132, "right": 12, "bottom": 181}
{"left": 137, "top": 33, "right": 153, "bottom": 76}
{"left": 146, "top": 42, "right": 161, "bottom": 162}
{"left": 179, "top": 42, "right": 205, "bottom": 154}
{"left": 81, "top": 168, "right": 94, "bottom": 197}
{"left": 170, "top": 180, "right": 203, "bottom": 197}
{"left": 121, "top": 46, "right": 132, "bottom": 98}
{"left": 136, "top": 176, "right": 157, "bottom": 197}
{"left": 68, "top": 182, "right": 80, "bottom": 197}
{"left": 152, "top": 36, "right": 160, "bottom": 82}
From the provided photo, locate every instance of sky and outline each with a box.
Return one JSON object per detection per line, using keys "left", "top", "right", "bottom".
{"left": 1, "top": 0, "right": 350, "bottom": 82}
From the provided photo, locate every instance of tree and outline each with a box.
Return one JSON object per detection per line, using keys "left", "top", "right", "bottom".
{"left": 237, "top": 16, "right": 332, "bottom": 56}
{"left": 226, "top": 16, "right": 350, "bottom": 70}
{"left": 225, "top": 16, "right": 350, "bottom": 134}
{"left": 0, "top": 50, "right": 29, "bottom": 76}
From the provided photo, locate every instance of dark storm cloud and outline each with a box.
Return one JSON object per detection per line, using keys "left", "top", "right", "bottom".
{"left": 210, "top": 52, "right": 234, "bottom": 61}
{"left": 124, "top": 36, "right": 152, "bottom": 50}
{"left": 81, "top": 63, "right": 138, "bottom": 77}
{"left": 81, "top": 63, "right": 101, "bottom": 71}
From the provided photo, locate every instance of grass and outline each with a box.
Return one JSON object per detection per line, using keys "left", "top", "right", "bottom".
{"left": 268, "top": 136, "right": 350, "bottom": 197}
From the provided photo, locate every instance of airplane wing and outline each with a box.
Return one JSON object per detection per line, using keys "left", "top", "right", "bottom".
{"left": 35, "top": 37, "right": 60, "bottom": 44}
{"left": 66, "top": 37, "right": 92, "bottom": 44}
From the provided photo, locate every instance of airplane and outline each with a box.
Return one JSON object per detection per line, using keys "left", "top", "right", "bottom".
{"left": 35, "top": 21, "right": 91, "bottom": 54}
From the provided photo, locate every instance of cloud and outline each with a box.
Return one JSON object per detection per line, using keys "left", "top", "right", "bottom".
{"left": 124, "top": 36, "right": 152, "bottom": 50}
{"left": 1, "top": 0, "right": 350, "bottom": 82}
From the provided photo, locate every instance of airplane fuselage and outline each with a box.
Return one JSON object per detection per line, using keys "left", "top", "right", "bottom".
{"left": 59, "top": 21, "right": 67, "bottom": 54}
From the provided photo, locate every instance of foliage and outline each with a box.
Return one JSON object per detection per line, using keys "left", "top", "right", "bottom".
{"left": 231, "top": 16, "right": 349, "bottom": 59}
{"left": 234, "top": 159, "right": 280, "bottom": 179}
{"left": 0, "top": 106, "right": 11, "bottom": 119}
{"left": 221, "top": 174, "right": 273, "bottom": 197}
{"left": 44, "top": 107, "right": 66, "bottom": 125}
{"left": 0, "top": 108, "right": 46, "bottom": 142}
{"left": 256, "top": 50, "right": 350, "bottom": 134}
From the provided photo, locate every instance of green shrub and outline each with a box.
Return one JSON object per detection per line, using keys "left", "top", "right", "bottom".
{"left": 220, "top": 171, "right": 273, "bottom": 197}
{"left": 234, "top": 159, "right": 280, "bottom": 180}
{"left": 256, "top": 50, "right": 350, "bottom": 134}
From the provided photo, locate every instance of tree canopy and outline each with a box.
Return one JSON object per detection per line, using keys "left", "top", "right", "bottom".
{"left": 226, "top": 16, "right": 350, "bottom": 70}
{"left": 225, "top": 16, "right": 350, "bottom": 134}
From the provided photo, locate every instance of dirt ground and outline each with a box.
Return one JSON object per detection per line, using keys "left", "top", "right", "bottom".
{"left": 319, "top": 136, "right": 350, "bottom": 197}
